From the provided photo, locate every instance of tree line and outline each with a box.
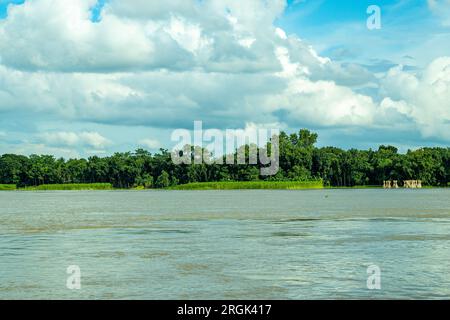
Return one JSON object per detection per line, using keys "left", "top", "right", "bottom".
{"left": 1, "top": 129, "right": 449, "bottom": 188}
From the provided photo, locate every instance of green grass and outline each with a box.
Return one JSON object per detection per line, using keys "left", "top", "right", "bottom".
{"left": 171, "top": 180, "right": 324, "bottom": 190}
{"left": 0, "top": 184, "right": 17, "bottom": 191}
{"left": 22, "top": 183, "right": 113, "bottom": 191}
{"left": 325, "top": 185, "right": 382, "bottom": 189}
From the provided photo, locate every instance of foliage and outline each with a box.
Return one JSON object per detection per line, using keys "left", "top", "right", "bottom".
{"left": 0, "top": 184, "right": 16, "bottom": 191}
{"left": 1, "top": 130, "right": 449, "bottom": 189}
{"left": 155, "top": 171, "right": 170, "bottom": 189}
{"left": 171, "top": 181, "right": 324, "bottom": 190}
{"left": 22, "top": 183, "right": 113, "bottom": 191}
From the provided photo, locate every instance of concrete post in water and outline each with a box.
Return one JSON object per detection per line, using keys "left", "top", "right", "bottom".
{"left": 392, "top": 180, "right": 399, "bottom": 189}
{"left": 403, "top": 180, "right": 422, "bottom": 189}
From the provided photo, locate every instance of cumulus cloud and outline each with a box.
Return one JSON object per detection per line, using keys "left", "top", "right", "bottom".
{"left": 40, "top": 132, "right": 80, "bottom": 147}
{"left": 78, "top": 131, "right": 111, "bottom": 149}
{"left": 6, "top": 142, "right": 82, "bottom": 159}
{"left": 0, "top": 0, "right": 193, "bottom": 72}
{"left": 138, "top": 138, "right": 161, "bottom": 149}
{"left": 40, "top": 131, "right": 111, "bottom": 149}
{"left": 0, "top": 0, "right": 286, "bottom": 73}
{"left": 379, "top": 57, "right": 450, "bottom": 141}
{"left": 0, "top": 0, "right": 449, "bottom": 157}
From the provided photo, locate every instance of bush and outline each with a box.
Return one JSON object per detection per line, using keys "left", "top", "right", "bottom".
{"left": 22, "top": 183, "right": 113, "bottom": 191}
{"left": 0, "top": 184, "right": 16, "bottom": 191}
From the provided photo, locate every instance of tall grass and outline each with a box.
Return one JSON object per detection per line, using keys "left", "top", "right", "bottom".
{"left": 171, "top": 180, "right": 324, "bottom": 190}
{"left": 325, "top": 185, "right": 382, "bottom": 189}
{"left": 0, "top": 184, "right": 16, "bottom": 191}
{"left": 22, "top": 183, "right": 113, "bottom": 191}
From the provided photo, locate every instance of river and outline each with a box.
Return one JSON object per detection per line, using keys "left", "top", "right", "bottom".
{"left": 0, "top": 189, "right": 449, "bottom": 299}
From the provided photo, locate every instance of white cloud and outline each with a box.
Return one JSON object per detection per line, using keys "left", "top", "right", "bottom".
{"left": 0, "top": 0, "right": 449, "bottom": 157}
{"left": 78, "top": 131, "right": 111, "bottom": 149}
{"left": 281, "top": 78, "right": 377, "bottom": 126}
{"left": 164, "top": 16, "right": 211, "bottom": 54}
{"left": 139, "top": 138, "right": 161, "bottom": 149}
{"left": 0, "top": 0, "right": 190, "bottom": 72}
{"left": 41, "top": 132, "right": 80, "bottom": 147}
{"left": 379, "top": 57, "right": 450, "bottom": 140}
{"left": 275, "top": 27, "right": 288, "bottom": 40}
{"left": 0, "top": 0, "right": 286, "bottom": 73}
{"left": 6, "top": 142, "right": 81, "bottom": 158}
{"left": 40, "top": 131, "right": 111, "bottom": 149}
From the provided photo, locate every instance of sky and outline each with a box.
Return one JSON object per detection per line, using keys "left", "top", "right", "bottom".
{"left": 0, "top": 0, "right": 449, "bottom": 158}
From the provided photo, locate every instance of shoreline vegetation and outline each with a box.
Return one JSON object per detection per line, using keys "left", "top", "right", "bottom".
{"left": 0, "top": 184, "right": 16, "bottom": 191}
{"left": 2, "top": 181, "right": 325, "bottom": 191}
{"left": 171, "top": 180, "right": 324, "bottom": 190}
{"left": 1, "top": 182, "right": 448, "bottom": 191}
{"left": 20, "top": 183, "right": 113, "bottom": 191}
{"left": 1, "top": 129, "right": 449, "bottom": 190}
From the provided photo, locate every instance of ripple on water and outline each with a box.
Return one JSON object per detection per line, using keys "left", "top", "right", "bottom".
{"left": 1, "top": 189, "right": 450, "bottom": 299}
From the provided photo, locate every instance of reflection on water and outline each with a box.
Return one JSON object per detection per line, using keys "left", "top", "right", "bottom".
{"left": 0, "top": 189, "right": 449, "bottom": 299}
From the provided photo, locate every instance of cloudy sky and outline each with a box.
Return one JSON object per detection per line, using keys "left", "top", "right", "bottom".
{"left": 0, "top": 0, "right": 449, "bottom": 158}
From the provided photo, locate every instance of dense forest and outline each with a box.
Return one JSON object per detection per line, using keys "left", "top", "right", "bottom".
{"left": 1, "top": 130, "right": 449, "bottom": 188}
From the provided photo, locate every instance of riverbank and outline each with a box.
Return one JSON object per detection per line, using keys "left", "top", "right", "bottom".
{"left": 2, "top": 182, "right": 448, "bottom": 191}
{"left": 170, "top": 181, "right": 324, "bottom": 190}
{"left": 0, "top": 184, "right": 16, "bottom": 191}
{"left": 20, "top": 183, "right": 113, "bottom": 191}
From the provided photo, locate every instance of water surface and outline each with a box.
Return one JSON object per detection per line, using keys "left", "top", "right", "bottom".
{"left": 0, "top": 189, "right": 449, "bottom": 299}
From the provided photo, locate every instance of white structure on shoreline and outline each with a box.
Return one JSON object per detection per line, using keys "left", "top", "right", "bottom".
{"left": 383, "top": 180, "right": 422, "bottom": 189}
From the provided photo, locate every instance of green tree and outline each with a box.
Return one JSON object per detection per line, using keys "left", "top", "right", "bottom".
{"left": 1, "top": 130, "right": 448, "bottom": 189}
{"left": 155, "top": 170, "right": 170, "bottom": 189}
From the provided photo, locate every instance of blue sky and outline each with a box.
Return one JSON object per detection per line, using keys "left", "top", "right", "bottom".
{"left": 279, "top": 0, "right": 448, "bottom": 66}
{"left": 0, "top": 0, "right": 449, "bottom": 158}
{"left": 0, "top": 0, "right": 22, "bottom": 18}
{"left": 0, "top": 0, "right": 105, "bottom": 19}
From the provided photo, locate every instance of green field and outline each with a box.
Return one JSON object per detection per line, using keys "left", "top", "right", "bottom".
{"left": 171, "top": 180, "right": 324, "bottom": 190}
{"left": 0, "top": 184, "right": 17, "bottom": 191}
{"left": 22, "top": 183, "right": 113, "bottom": 191}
